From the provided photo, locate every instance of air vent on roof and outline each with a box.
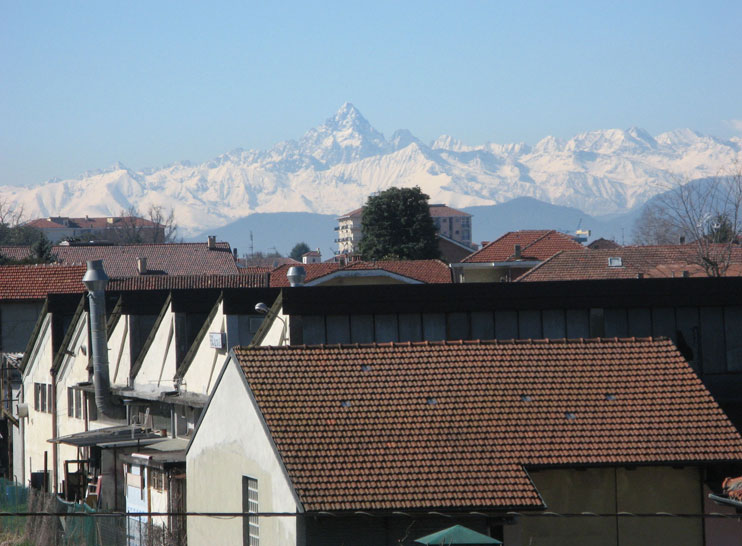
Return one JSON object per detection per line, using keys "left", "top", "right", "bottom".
{"left": 360, "top": 364, "right": 371, "bottom": 372}
{"left": 565, "top": 412, "right": 576, "bottom": 420}
{"left": 520, "top": 394, "right": 532, "bottom": 402}
{"left": 605, "top": 393, "right": 616, "bottom": 401}
{"left": 340, "top": 400, "right": 351, "bottom": 408}
{"left": 426, "top": 397, "right": 437, "bottom": 405}
{"left": 608, "top": 257, "right": 623, "bottom": 267}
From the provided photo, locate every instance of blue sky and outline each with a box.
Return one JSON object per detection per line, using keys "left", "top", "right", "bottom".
{"left": 1, "top": 0, "right": 741, "bottom": 187}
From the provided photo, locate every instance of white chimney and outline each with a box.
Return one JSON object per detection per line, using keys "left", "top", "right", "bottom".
{"left": 136, "top": 256, "right": 147, "bottom": 275}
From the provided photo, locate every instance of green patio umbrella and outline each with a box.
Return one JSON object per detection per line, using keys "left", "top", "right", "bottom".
{"left": 414, "top": 524, "right": 502, "bottom": 545}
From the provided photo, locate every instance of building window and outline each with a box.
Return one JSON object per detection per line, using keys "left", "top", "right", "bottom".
{"left": 243, "top": 476, "right": 259, "bottom": 546}
{"left": 150, "top": 468, "right": 164, "bottom": 491}
{"left": 67, "top": 388, "right": 84, "bottom": 419}
{"left": 34, "top": 383, "right": 52, "bottom": 413}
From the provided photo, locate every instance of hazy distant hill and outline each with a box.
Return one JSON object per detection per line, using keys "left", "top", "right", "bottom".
{"left": 3, "top": 103, "right": 740, "bottom": 241}
{"left": 190, "top": 198, "right": 642, "bottom": 257}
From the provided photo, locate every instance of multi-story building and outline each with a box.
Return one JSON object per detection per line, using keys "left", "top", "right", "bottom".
{"left": 335, "top": 204, "right": 473, "bottom": 256}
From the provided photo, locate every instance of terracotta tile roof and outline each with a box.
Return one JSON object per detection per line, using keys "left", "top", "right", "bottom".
{"left": 0, "top": 242, "right": 239, "bottom": 277}
{"left": 0, "top": 264, "right": 87, "bottom": 300}
{"left": 107, "top": 273, "right": 268, "bottom": 291}
{"left": 0, "top": 247, "right": 33, "bottom": 261}
{"left": 233, "top": 338, "right": 742, "bottom": 512}
{"left": 270, "top": 263, "right": 341, "bottom": 287}
{"left": 517, "top": 245, "right": 742, "bottom": 282}
{"left": 338, "top": 207, "right": 364, "bottom": 219}
{"left": 269, "top": 260, "right": 452, "bottom": 286}
{"left": 428, "top": 204, "right": 470, "bottom": 217}
{"left": 340, "top": 259, "right": 452, "bottom": 283}
{"left": 462, "top": 230, "right": 583, "bottom": 263}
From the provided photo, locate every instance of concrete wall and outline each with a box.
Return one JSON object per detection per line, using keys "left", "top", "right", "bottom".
{"left": 108, "top": 314, "right": 133, "bottom": 387}
{"left": 181, "top": 303, "right": 229, "bottom": 396}
{"left": 187, "top": 359, "right": 300, "bottom": 546}
{"left": 21, "top": 315, "right": 54, "bottom": 487}
{"left": 133, "top": 304, "right": 178, "bottom": 394}
{"left": 520, "top": 466, "right": 703, "bottom": 546}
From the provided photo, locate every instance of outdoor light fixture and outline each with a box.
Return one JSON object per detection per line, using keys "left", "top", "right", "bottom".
{"left": 255, "top": 302, "right": 270, "bottom": 314}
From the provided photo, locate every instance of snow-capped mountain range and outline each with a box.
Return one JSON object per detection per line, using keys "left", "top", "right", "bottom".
{"left": 3, "top": 103, "right": 740, "bottom": 238}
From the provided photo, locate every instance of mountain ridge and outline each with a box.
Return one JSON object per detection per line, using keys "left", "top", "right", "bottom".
{"left": 2, "top": 103, "right": 740, "bottom": 237}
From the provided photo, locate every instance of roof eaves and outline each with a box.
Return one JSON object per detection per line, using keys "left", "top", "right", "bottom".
{"left": 106, "top": 295, "right": 123, "bottom": 339}
{"left": 248, "top": 291, "right": 283, "bottom": 347}
{"left": 130, "top": 292, "right": 172, "bottom": 379}
{"left": 51, "top": 295, "right": 87, "bottom": 373}
{"left": 176, "top": 292, "right": 224, "bottom": 380}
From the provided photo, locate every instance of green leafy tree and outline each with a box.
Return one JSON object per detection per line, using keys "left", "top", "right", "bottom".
{"left": 289, "top": 242, "right": 311, "bottom": 261}
{"left": 358, "top": 186, "right": 439, "bottom": 260}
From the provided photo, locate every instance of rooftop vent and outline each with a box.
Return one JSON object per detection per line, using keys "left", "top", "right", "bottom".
{"left": 514, "top": 244, "right": 522, "bottom": 259}
{"left": 287, "top": 266, "right": 306, "bottom": 287}
{"left": 340, "top": 400, "right": 351, "bottom": 408}
{"left": 605, "top": 393, "right": 617, "bottom": 401}
{"left": 520, "top": 394, "right": 532, "bottom": 402}
{"left": 608, "top": 257, "right": 623, "bottom": 267}
{"left": 426, "top": 397, "right": 437, "bottom": 405}
{"left": 565, "top": 411, "right": 576, "bottom": 420}
{"left": 360, "top": 364, "right": 372, "bottom": 372}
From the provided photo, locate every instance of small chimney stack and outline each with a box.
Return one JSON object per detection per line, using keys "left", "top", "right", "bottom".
{"left": 682, "top": 270, "right": 689, "bottom": 278}
{"left": 680, "top": 236, "right": 686, "bottom": 244}
{"left": 514, "top": 244, "right": 522, "bottom": 259}
{"left": 136, "top": 256, "right": 147, "bottom": 275}
{"left": 207, "top": 235, "right": 216, "bottom": 250}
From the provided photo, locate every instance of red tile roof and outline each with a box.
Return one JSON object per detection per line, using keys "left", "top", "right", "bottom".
{"left": 518, "top": 245, "right": 742, "bottom": 282}
{"left": 0, "top": 264, "right": 87, "bottom": 300}
{"left": 1, "top": 242, "right": 238, "bottom": 277}
{"left": 269, "top": 260, "right": 452, "bottom": 286}
{"left": 0, "top": 247, "right": 33, "bottom": 261}
{"left": 270, "top": 263, "right": 341, "bottom": 286}
{"left": 462, "top": 230, "right": 583, "bottom": 263}
{"left": 233, "top": 338, "right": 742, "bottom": 512}
{"left": 338, "top": 207, "right": 364, "bottom": 219}
{"left": 108, "top": 273, "right": 268, "bottom": 291}
{"left": 428, "top": 204, "right": 470, "bottom": 217}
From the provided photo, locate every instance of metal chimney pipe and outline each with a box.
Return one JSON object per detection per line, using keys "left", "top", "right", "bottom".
{"left": 287, "top": 265, "right": 306, "bottom": 287}
{"left": 82, "top": 260, "right": 114, "bottom": 417}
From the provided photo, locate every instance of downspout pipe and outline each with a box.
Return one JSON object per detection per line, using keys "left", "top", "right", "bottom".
{"left": 82, "top": 260, "right": 115, "bottom": 417}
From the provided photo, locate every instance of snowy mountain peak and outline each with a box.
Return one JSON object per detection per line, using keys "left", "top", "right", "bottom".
{"left": 296, "top": 103, "right": 389, "bottom": 165}
{"left": 2, "top": 104, "right": 741, "bottom": 240}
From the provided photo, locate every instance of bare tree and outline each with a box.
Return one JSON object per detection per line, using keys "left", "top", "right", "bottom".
{"left": 109, "top": 205, "right": 178, "bottom": 244}
{"left": 637, "top": 164, "right": 742, "bottom": 276}
{"left": 631, "top": 202, "right": 686, "bottom": 245}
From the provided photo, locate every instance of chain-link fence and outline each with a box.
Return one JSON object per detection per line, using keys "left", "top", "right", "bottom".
{"left": 0, "top": 478, "right": 179, "bottom": 546}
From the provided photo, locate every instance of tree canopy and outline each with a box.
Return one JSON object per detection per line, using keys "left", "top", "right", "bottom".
{"left": 289, "top": 242, "right": 311, "bottom": 261}
{"left": 358, "top": 186, "right": 439, "bottom": 260}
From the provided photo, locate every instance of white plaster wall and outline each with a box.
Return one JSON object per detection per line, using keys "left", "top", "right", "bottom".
{"left": 187, "top": 360, "right": 300, "bottom": 546}
{"left": 258, "top": 310, "right": 291, "bottom": 346}
{"left": 133, "top": 304, "right": 178, "bottom": 394}
{"left": 181, "top": 303, "right": 228, "bottom": 396}
{"left": 21, "top": 315, "right": 54, "bottom": 486}
{"left": 108, "top": 315, "right": 133, "bottom": 387}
